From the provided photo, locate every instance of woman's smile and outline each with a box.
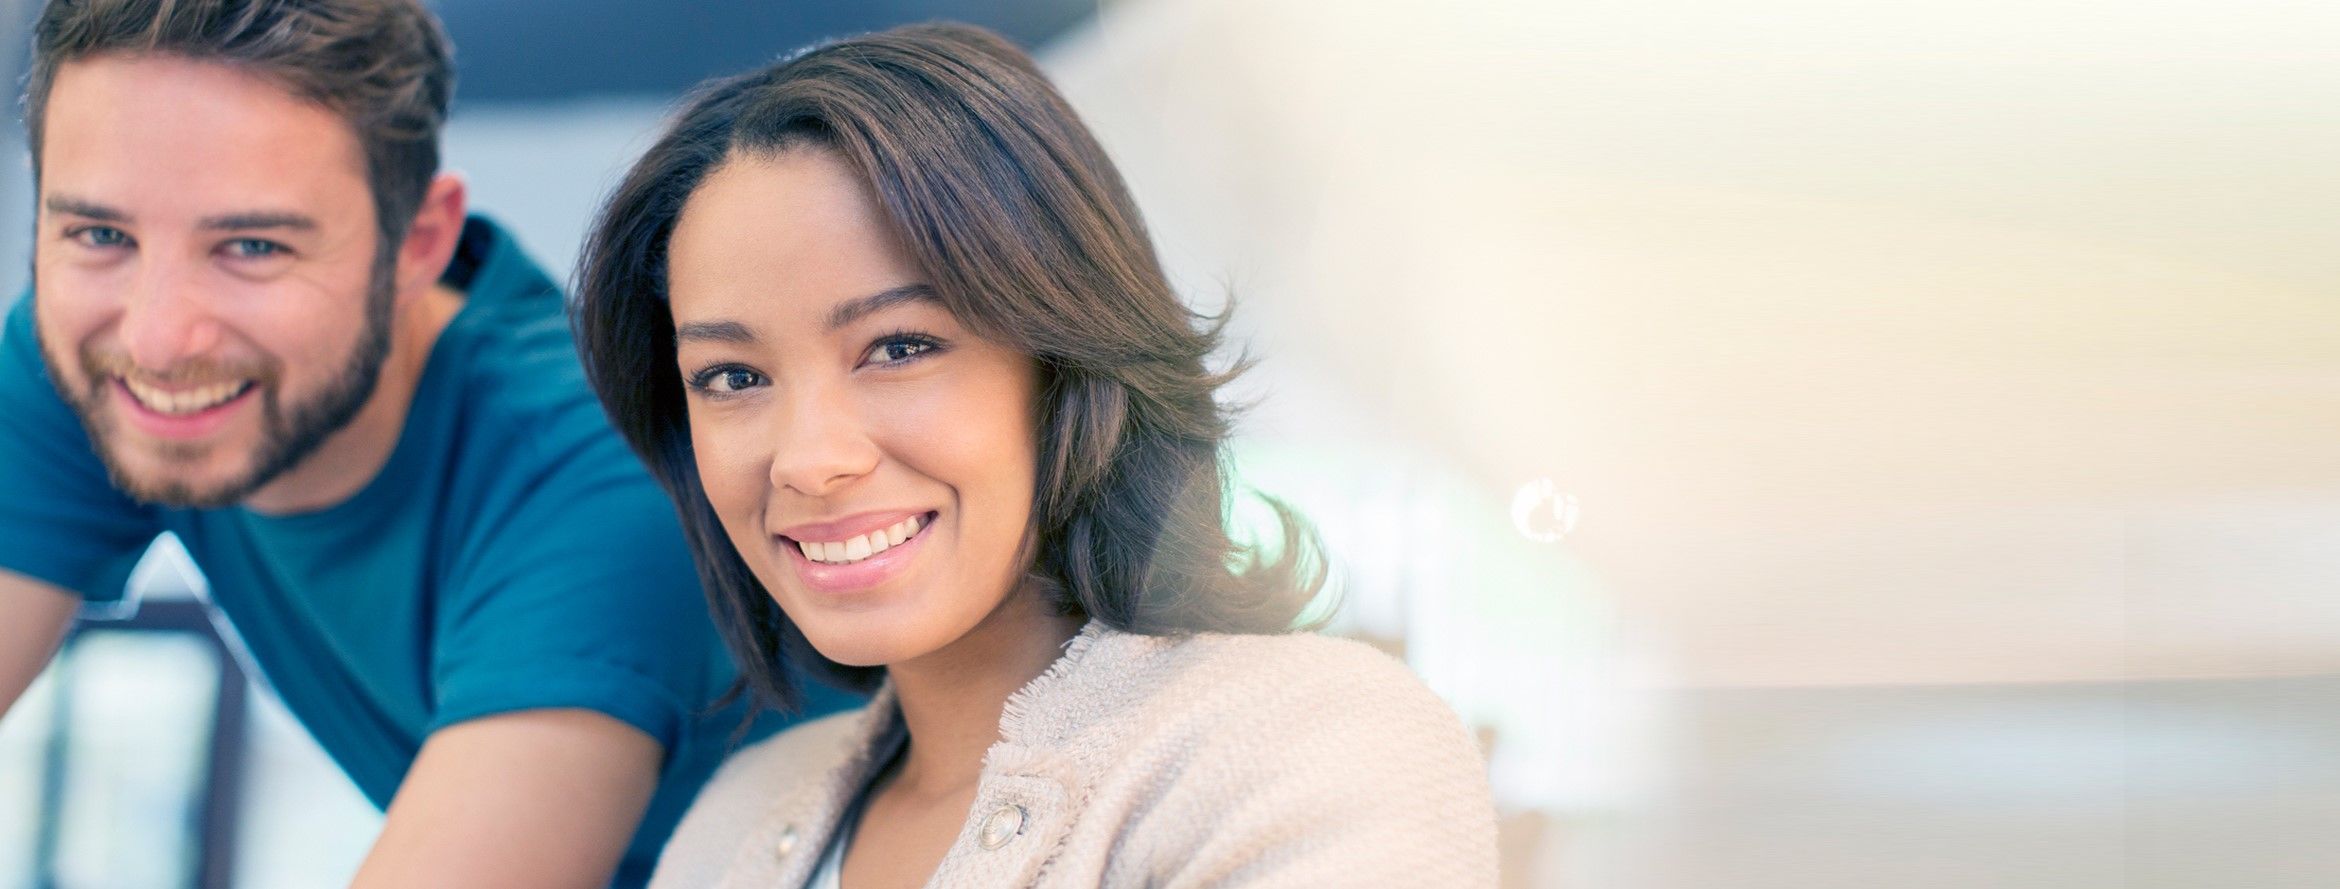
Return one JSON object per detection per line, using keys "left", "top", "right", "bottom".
{"left": 776, "top": 508, "right": 940, "bottom": 598}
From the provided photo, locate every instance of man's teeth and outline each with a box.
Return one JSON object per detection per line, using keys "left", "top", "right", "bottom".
{"left": 123, "top": 378, "right": 249, "bottom": 416}
{"left": 798, "top": 514, "right": 925, "bottom": 565}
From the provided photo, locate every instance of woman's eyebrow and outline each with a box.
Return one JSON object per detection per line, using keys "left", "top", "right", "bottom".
{"left": 674, "top": 319, "right": 757, "bottom": 345}
{"left": 825, "top": 284, "right": 939, "bottom": 332}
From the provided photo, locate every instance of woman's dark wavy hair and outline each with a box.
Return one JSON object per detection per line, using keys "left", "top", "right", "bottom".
{"left": 573, "top": 23, "right": 1326, "bottom": 713}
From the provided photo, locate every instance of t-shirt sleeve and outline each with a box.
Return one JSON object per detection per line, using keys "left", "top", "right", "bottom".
{"left": 423, "top": 426, "right": 730, "bottom": 755}
{"left": 0, "top": 294, "right": 162, "bottom": 602}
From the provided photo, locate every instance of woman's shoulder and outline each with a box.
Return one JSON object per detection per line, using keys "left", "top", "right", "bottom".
{"left": 708, "top": 706, "right": 868, "bottom": 792}
{"left": 1121, "top": 629, "right": 1456, "bottom": 719}
{"left": 1050, "top": 629, "right": 1500, "bottom": 884}
{"left": 651, "top": 706, "right": 871, "bottom": 888}
{"left": 1173, "top": 628, "right": 1419, "bottom": 680}
{"left": 1075, "top": 627, "right": 1482, "bottom": 766}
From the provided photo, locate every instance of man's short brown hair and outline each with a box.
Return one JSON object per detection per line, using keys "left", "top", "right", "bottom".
{"left": 22, "top": 0, "right": 455, "bottom": 247}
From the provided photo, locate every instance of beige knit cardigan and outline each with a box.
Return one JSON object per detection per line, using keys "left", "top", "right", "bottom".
{"left": 648, "top": 622, "right": 1500, "bottom": 888}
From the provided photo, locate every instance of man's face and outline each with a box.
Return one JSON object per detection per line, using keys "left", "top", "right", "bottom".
{"left": 33, "top": 54, "right": 395, "bottom": 509}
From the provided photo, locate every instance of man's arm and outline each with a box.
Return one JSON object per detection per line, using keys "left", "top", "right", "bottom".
{"left": 0, "top": 572, "right": 82, "bottom": 716}
{"left": 349, "top": 709, "right": 664, "bottom": 889}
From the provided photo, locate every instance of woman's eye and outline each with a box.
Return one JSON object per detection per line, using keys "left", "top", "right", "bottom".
{"left": 862, "top": 336, "right": 938, "bottom": 367}
{"left": 691, "top": 366, "right": 767, "bottom": 394}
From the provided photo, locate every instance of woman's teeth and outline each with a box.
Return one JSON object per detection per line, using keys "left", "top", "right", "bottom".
{"left": 122, "top": 378, "right": 250, "bottom": 416}
{"left": 798, "top": 513, "right": 925, "bottom": 564}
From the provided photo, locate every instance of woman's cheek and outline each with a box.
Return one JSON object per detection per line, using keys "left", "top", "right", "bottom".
{"left": 692, "top": 418, "right": 762, "bottom": 542}
{"left": 876, "top": 370, "right": 1028, "bottom": 494}
{"left": 865, "top": 375, "right": 977, "bottom": 462}
{"left": 917, "top": 364, "right": 1038, "bottom": 523}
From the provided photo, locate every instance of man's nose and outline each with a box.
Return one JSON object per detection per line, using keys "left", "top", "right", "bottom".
{"left": 118, "top": 261, "right": 224, "bottom": 372}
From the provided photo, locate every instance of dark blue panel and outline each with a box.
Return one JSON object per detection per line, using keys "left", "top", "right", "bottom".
{"left": 432, "top": 0, "right": 1096, "bottom": 103}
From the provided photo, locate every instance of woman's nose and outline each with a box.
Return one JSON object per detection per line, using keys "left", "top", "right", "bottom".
{"left": 765, "top": 382, "right": 882, "bottom": 498}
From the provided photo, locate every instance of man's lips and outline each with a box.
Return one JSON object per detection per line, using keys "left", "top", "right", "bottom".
{"left": 117, "top": 375, "right": 255, "bottom": 416}
{"left": 109, "top": 376, "right": 258, "bottom": 441}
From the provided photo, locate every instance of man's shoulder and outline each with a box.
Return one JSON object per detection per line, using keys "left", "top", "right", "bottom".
{"left": 1, "top": 291, "right": 60, "bottom": 397}
{"left": 416, "top": 220, "right": 671, "bottom": 557}
{"left": 435, "top": 218, "right": 583, "bottom": 405}
{"left": 427, "top": 220, "right": 623, "bottom": 471}
{"left": 0, "top": 293, "right": 159, "bottom": 602}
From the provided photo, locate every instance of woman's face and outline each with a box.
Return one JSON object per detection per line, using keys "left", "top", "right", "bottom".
{"left": 664, "top": 148, "right": 1043, "bottom": 668}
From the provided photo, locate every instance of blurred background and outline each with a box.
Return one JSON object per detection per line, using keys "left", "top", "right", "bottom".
{"left": 3, "top": 0, "right": 2337, "bottom": 886}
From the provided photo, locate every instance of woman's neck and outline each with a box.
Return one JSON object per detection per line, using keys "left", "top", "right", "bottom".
{"left": 883, "top": 591, "right": 1083, "bottom": 799}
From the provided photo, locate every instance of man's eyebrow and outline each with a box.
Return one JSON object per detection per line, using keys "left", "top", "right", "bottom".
{"left": 39, "top": 198, "right": 319, "bottom": 233}
{"left": 674, "top": 319, "right": 758, "bottom": 345}
{"left": 198, "top": 211, "right": 318, "bottom": 232}
{"left": 826, "top": 284, "right": 940, "bottom": 332}
{"left": 44, "top": 195, "right": 127, "bottom": 223}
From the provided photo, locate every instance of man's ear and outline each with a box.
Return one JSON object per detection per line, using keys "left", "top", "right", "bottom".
{"left": 393, "top": 173, "right": 469, "bottom": 302}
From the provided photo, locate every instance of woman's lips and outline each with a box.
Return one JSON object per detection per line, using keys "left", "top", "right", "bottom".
{"left": 781, "top": 510, "right": 937, "bottom": 596}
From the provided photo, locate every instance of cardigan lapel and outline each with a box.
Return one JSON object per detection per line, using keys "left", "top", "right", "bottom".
{"left": 719, "top": 624, "right": 1119, "bottom": 887}
{"left": 922, "top": 742, "right": 1082, "bottom": 886}
{"left": 924, "top": 622, "right": 1115, "bottom": 886}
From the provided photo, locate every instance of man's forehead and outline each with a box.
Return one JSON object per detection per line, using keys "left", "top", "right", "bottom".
{"left": 38, "top": 53, "right": 370, "bottom": 223}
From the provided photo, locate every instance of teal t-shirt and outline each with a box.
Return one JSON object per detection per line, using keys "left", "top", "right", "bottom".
{"left": 0, "top": 217, "right": 851, "bottom": 886}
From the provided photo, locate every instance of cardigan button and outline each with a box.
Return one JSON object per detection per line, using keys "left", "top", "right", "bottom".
{"left": 775, "top": 825, "right": 801, "bottom": 858}
{"left": 978, "top": 804, "right": 1026, "bottom": 850}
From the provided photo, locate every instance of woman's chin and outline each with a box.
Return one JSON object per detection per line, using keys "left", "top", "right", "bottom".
{"left": 788, "top": 610, "right": 927, "bottom": 669}
{"left": 808, "top": 641, "right": 894, "bottom": 669}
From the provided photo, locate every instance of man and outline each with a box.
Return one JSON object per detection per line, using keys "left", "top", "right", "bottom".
{"left": 0, "top": 1, "right": 845, "bottom": 885}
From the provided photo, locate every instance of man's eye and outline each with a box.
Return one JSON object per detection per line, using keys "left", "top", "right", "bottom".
{"left": 689, "top": 366, "right": 767, "bottom": 394}
{"left": 71, "top": 226, "right": 131, "bottom": 249}
{"left": 224, "top": 239, "right": 286, "bottom": 259}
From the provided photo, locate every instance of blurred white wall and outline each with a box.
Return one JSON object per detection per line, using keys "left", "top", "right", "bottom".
{"left": 1050, "top": 0, "right": 2340, "bottom": 689}
{"left": 1041, "top": 0, "right": 2340, "bottom": 885}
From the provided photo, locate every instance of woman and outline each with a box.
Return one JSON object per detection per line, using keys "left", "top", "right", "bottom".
{"left": 574, "top": 23, "right": 1498, "bottom": 888}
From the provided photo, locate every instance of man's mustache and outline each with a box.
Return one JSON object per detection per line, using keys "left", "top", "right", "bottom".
{"left": 79, "top": 349, "right": 278, "bottom": 389}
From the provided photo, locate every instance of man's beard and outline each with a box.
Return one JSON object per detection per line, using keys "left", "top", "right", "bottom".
{"left": 40, "top": 252, "right": 398, "bottom": 510}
